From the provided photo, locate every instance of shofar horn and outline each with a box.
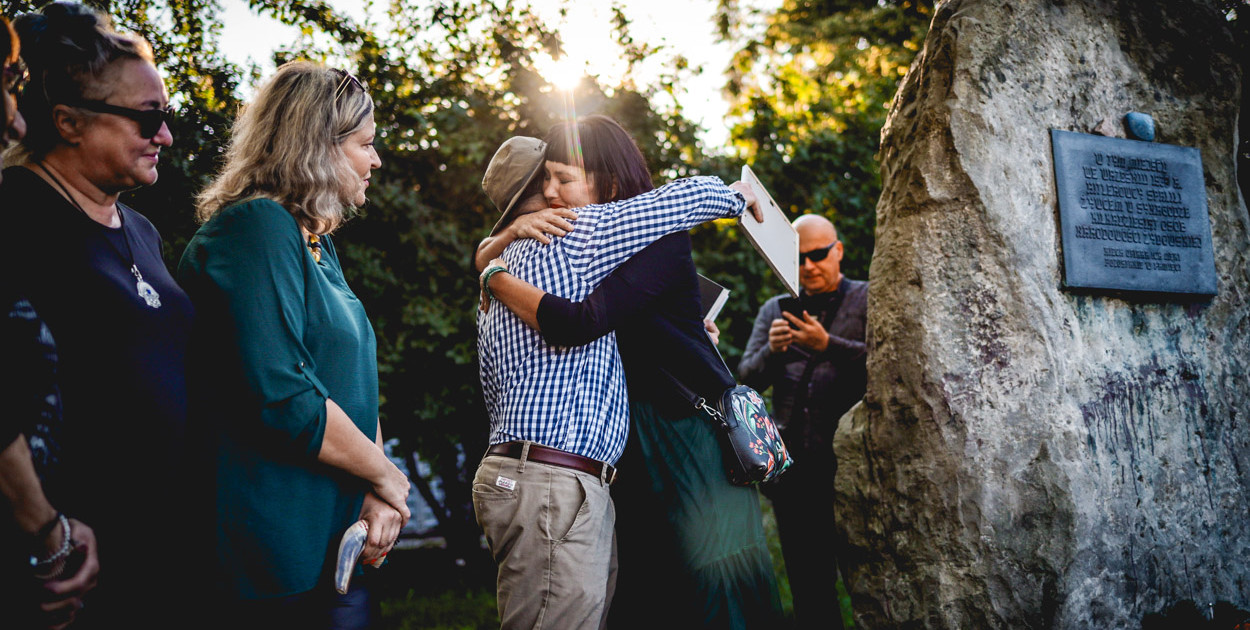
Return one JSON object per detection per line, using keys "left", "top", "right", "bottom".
{"left": 334, "top": 520, "right": 369, "bottom": 594}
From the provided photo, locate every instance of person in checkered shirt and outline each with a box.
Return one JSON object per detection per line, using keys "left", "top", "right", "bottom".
{"left": 472, "top": 115, "right": 762, "bottom": 630}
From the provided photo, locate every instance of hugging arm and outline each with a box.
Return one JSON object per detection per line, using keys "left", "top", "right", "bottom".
{"left": 473, "top": 208, "right": 579, "bottom": 272}
{"left": 568, "top": 178, "right": 754, "bottom": 283}
{"left": 485, "top": 235, "right": 685, "bottom": 345}
{"left": 479, "top": 177, "right": 761, "bottom": 337}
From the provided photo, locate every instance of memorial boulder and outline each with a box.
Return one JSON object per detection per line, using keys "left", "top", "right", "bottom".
{"left": 834, "top": 0, "right": 1249, "bottom": 627}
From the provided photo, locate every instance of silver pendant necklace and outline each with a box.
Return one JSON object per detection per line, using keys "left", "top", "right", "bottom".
{"left": 37, "top": 163, "right": 162, "bottom": 309}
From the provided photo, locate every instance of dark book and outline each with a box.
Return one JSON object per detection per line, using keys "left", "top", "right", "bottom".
{"left": 698, "top": 274, "right": 730, "bottom": 322}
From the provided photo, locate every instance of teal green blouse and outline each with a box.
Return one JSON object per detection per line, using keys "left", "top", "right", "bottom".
{"left": 178, "top": 198, "right": 378, "bottom": 598}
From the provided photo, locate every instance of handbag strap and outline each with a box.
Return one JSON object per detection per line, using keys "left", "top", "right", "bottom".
{"left": 657, "top": 365, "right": 705, "bottom": 408}
{"left": 657, "top": 326, "right": 734, "bottom": 425}
{"left": 655, "top": 302, "right": 738, "bottom": 422}
{"left": 657, "top": 366, "right": 728, "bottom": 426}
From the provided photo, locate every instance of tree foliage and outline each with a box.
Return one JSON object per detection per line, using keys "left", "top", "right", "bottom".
{"left": 4, "top": 0, "right": 929, "bottom": 565}
{"left": 4, "top": 0, "right": 731, "bottom": 561}
{"left": 667, "top": 0, "right": 932, "bottom": 370}
{"left": 723, "top": 0, "right": 931, "bottom": 275}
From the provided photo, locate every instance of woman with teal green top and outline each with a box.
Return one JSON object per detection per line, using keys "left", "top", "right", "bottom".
{"left": 178, "top": 61, "right": 410, "bottom": 629}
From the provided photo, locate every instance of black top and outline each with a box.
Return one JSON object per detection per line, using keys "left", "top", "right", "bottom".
{"left": 738, "top": 278, "right": 869, "bottom": 457}
{"left": 536, "top": 231, "right": 733, "bottom": 416}
{"left": 1, "top": 166, "right": 194, "bottom": 587}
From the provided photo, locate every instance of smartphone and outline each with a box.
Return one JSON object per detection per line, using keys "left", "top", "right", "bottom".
{"left": 778, "top": 297, "right": 803, "bottom": 329}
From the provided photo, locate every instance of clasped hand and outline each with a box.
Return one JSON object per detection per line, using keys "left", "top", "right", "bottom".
{"left": 40, "top": 518, "right": 100, "bottom": 630}
{"left": 358, "top": 492, "right": 406, "bottom": 564}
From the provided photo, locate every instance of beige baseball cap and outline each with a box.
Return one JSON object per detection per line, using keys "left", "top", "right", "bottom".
{"left": 482, "top": 136, "right": 547, "bottom": 236}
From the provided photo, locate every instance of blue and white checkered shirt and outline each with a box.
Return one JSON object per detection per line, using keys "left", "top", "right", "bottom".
{"left": 477, "top": 176, "right": 746, "bottom": 465}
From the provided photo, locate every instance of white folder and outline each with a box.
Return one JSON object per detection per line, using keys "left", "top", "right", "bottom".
{"left": 739, "top": 165, "right": 800, "bottom": 297}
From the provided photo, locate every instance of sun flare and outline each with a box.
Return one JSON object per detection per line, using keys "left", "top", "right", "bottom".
{"left": 536, "top": 52, "right": 587, "bottom": 91}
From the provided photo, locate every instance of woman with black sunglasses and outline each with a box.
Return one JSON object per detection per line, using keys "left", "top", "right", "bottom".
{"left": 0, "top": 3, "right": 193, "bottom": 626}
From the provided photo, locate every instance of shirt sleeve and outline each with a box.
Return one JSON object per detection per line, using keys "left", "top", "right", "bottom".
{"left": 535, "top": 233, "right": 687, "bottom": 347}
{"left": 560, "top": 176, "right": 745, "bottom": 287}
{"left": 0, "top": 292, "right": 58, "bottom": 452}
{"left": 190, "top": 200, "right": 330, "bottom": 457}
{"left": 0, "top": 295, "right": 30, "bottom": 450}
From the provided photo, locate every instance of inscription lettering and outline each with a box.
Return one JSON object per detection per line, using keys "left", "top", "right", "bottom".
{"left": 1071, "top": 144, "right": 1204, "bottom": 265}
{"left": 1052, "top": 130, "right": 1216, "bottom": 295}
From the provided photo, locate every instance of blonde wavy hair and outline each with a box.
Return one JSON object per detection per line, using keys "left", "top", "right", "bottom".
{"left": 196, "top": 60, "right": 375, "bottom": 233}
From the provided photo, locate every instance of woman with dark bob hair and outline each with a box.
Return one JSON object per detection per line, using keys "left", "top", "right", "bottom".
{"left": 1, "top": 3, "right": 191, "bottom": 626}
{"left": 179, "top": 60, "right": 409, "bottom": 628}
{"left": 478, "top": 114, "right": 784, "bottom": 629}
{"left": 473, "top": 115, "right": 656, "bottom": 269}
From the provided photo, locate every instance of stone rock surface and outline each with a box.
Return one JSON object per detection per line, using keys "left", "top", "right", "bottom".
{"left": 834, "top": 1, "right": 1249, "bottom": 628}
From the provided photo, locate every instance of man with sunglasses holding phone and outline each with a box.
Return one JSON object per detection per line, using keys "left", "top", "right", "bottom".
{"left": 739, "top": 214, "right": 868, "bottom": 630}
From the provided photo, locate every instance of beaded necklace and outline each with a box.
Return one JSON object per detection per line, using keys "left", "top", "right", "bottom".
{"left": 307, "top": 233, "right": 322, "bottom": 263}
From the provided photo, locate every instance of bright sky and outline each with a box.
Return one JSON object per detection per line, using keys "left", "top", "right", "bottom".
{"left": 217, "top": 0, "right": 779, "bottom": 150}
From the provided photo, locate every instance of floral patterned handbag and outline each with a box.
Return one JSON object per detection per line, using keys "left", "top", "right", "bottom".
{"left": 661, "top": 371, "right": 794, "bottom": 486}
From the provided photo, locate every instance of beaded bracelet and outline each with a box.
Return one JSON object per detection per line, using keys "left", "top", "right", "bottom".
{"left": 30, "top": 513, "right": 71, "bottom": 574}
{"left": 480, "top": 264, "right": 509, "bottom": 303}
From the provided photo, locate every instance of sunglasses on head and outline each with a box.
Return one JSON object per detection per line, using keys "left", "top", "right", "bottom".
{"left": 67, "top": 100, "right": 175, "bottom": 139}
{"left": 3, "top": 62, "right": 28, "bottom": 96}
{"left": 334, "top": 70, "right": 363, "bottom": 102}
{"left": 798, "top": 242, "right": 837, "bottom": 265}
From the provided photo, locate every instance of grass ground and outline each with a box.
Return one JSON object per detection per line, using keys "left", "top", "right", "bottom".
{"left": 373, "top": 494, "right": 855, "bottom": 629}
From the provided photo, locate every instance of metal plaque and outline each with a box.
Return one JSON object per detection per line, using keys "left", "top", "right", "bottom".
{"left": 1051, "top": 130, "right": 1217, "bottom": 297}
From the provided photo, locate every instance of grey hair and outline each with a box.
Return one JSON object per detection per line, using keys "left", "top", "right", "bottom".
{"left": 196, "top": 60, "right": 374, "bottom": 233}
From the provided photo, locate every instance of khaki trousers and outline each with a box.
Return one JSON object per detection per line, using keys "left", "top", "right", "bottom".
{"left": 473, "top": 448, "right": 618, "bottom": 630}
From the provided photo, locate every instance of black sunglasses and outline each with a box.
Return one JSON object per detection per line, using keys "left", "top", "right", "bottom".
{"left": 67, "top": 100, "right": 174, "bottom": 139}
{"left": 3, "top": 62, "right": 28, "bottom": 96}
{"left": 798, "top": 242, "right": 837, "bottom": 265}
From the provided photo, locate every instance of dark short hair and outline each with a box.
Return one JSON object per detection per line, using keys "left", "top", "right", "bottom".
{"left": 13, "top": 2, "right": 155, "bottom": 160}
{"left": 543, "top": 114, "right": 653, "bottom": 204}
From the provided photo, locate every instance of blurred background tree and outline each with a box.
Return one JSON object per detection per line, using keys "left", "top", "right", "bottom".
{"left": 2, "top": 0, "right": 729, "bottom": 569}
{"left": 3, "top": 0, "right": 941, "bottom": 625}
{"left": 692, "top": 0, "right": 932, "bottom": 366}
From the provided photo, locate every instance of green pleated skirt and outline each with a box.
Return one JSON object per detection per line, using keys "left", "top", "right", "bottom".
{"left": 608, "top": 397, "right": 783, "bottom": 630}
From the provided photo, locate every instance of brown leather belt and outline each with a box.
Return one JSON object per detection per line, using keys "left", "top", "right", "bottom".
{"left": 487, "top": 441, "right": 618, "bottom": 485}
